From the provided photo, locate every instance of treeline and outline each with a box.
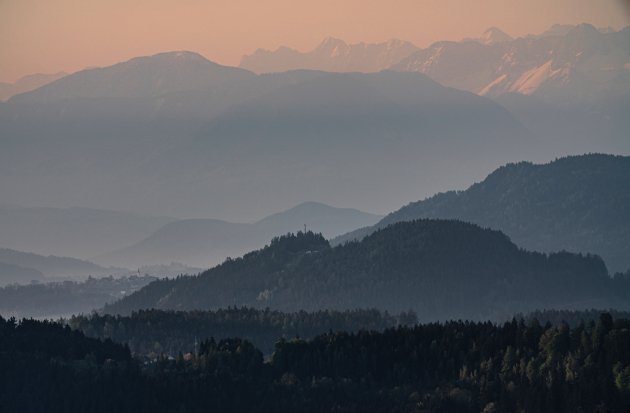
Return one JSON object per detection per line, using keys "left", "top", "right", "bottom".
{"left": 3, "top": 313, "right": 630, "bottom": 412}
{"left": 70, "top": 307, "right": 411, "bottom": 355}
{"left": 517, "top": 308, "right": 630, "bottom": 327}
{"left": 0, "top": 316, "right": 136, "bottom": 412}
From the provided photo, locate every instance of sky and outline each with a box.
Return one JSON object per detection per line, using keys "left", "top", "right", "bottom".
{"left": 1, "top": 0, "right": 629, "bottom": 83}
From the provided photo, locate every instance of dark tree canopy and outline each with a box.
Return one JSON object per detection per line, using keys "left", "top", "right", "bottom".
{"left": 3, "top": 313, "right": 630, "bottom": 412}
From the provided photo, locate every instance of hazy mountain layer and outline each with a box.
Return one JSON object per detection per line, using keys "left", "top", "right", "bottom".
{"left": 395, "top": 24, "right": 630, "bottom": 102}
{"left": 0, "top": 248, "right": 116, "bottom": 280}
{"left": 98, "top": 202, "right": 382, "bottom": 269}
{"left": 0, "top": 72, "right": 67, "bottom": 101}
{"left": 0, "top": 205, "right": 175, "bottom": 260}
{"left": 239, "top": 26, "right": 630, "bottom": 157}
{"left": 240, "top": 25, "right": 630, "bottom": 104}
{"left": 0, "top": 262, "right": 44, "bottom": 286}
{"left": 0, "top": 55, "right": 542, "bottom": 219}
{"left": 9, "top": 51, "right": 254, "bottom": 102}
{"left": 240, "top": 37, "right": 419, "bottom": 74}
{"left": 104, "top": 221, "right": 625, "bottom": 320}
{"left": 334, "top": 154, "right": 630, "bottom": 273}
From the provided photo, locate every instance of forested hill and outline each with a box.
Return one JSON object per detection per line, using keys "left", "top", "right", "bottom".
{"left": 104, "top": 220, "right": 628, "bottom": 320}
{"left": 334, "top": 154, "right": 630, "bottom": 273}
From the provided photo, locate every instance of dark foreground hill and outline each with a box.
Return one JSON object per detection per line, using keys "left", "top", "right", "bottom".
{"left": 335, "top": 154, "right": 630, "bottom": 273}
{"left": 3, "top": 314, "right": 630, "bottom": 412}
{"left": 104, "top": 220, "right": 629, "bottom": 320}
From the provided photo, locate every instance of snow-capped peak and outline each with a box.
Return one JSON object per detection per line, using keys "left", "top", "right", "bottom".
{"left": 317, "top": 37, "right": 347, "bottom": 51}
{"left": 479, "top": 27, "right": 513, "bottom": 45}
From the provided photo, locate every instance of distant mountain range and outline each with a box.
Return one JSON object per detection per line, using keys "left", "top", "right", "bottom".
{"left": 0, "top": 72, "right": 67, "bottom": 101}
{"left": 97, "top": 202, "right": 382, "bottom": 269}
{"left": 105, "top": 221, "right": 628, "bottom": 320}
{"left": 394, "top": 23, "right": 630, "bottom": 102}
{"left": 1, "top": 25, "right": 627, "bottom": 221}
{"left": 0, "top": 201, "right": 379, "bottom": 270}
{"left": 240, "top": 37, "right": 419, "bottom": 74}
{"left": 0, "top": 54, "right": 541, "bottom": 219}
{"left": 334, "top": 154, "right": 630, "bottom": 273}
{"left": 240, "top": 24, "right": 630, "bottom": 103}
{"left": 239, "top": 25, "right": 630, "bottom": 152}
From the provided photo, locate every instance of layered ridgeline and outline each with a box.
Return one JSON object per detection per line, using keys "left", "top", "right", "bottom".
{"left": 241, "top": 25, "right": 630, "bottom": 102}
{"left": 239, "top": 26, "right": 630, "bottom": 154}
{"left": 0, "top": 72, "right": 67, "bottom": 101}
{"left": 240, "top": 37, "right": 420, "bottom": 73}
{"left": 397, "top": 24, "right": 630, "bottom": 153}
{"left": 2, "top": 28, "right": 628, "bottom": 220}
{"left": 104, "top": 220, "right": 629, "bottom": 320}
{"left": 0, "top": 50, "right": 596, "bottom": 221}
{"left": 394, "top": 24, "right": 630, "bottom": 101}
{"left": 0, "top": 202, "right": 377, "bottom": 269}
{"left": 335, "top": 155, "right": 630, "bottom": 273}
{"left": 98, "top": 202, "right": 381, "bottom": 269}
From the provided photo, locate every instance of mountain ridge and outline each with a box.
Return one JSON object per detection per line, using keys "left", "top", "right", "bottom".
{"left": 240, "top": 37, "right": 419, "bottom": 74}
{"left": 97, "top": 201, "right": 382, "bottom": 268}
{"left": 394, "top": 23, "right": 630, "bottom": 100}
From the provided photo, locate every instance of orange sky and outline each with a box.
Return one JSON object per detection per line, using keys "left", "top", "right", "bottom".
{"left": 1, "top": 0, "right": 629, "bottom": 83}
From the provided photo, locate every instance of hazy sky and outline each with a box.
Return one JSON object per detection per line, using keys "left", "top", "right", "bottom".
{"left": 1, "top": 0, "right": 629, "bottom": 83}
